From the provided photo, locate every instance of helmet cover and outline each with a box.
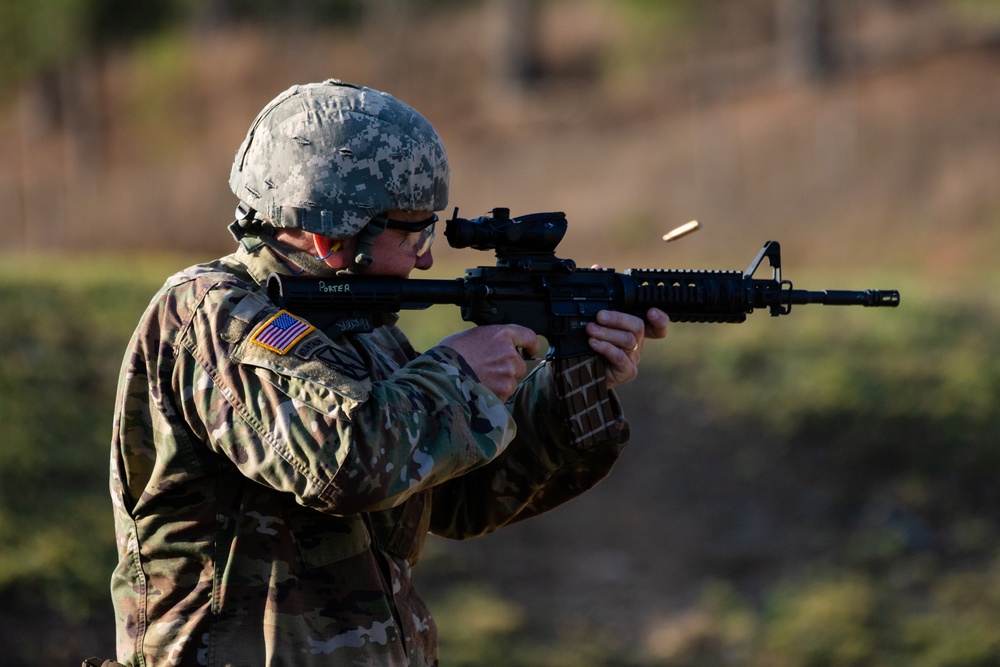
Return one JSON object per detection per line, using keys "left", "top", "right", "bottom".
{"left": 229, "top": 80, "right": 449, "bottom": 239}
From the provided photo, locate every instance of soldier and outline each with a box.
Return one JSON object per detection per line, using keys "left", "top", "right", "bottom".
{"left": 109, "top": 80, "right": 668, "bottom": 666}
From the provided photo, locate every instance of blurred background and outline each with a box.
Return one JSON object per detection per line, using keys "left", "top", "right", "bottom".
{"left": 2, "top": 0, "right": 1000, "bottom": 664}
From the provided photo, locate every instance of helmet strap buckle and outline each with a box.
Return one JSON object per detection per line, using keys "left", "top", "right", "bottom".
{"left": 341, "top": 214, "right": 388, "bottom": 274}
{"left": 229, "top": 203, "right": 262, "bottom": 242}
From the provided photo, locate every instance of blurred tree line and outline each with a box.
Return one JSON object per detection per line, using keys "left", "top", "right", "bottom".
{"left": 4, "top": 0, "right": 999, "bottom": 253}
{"left": 5, "top": 0, "right": 998, "bottom": 151}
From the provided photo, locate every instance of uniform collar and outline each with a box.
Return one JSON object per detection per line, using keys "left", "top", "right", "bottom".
{"left": 235, "top": 233, "right": 340, "bottom": 286}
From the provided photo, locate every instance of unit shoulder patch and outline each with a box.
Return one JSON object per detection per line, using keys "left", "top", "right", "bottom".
{"left": 295, "top": 337, "right": 370, "bottom": 380}
{"left": 250, "top": 310, "right": 314, "bottom": 354}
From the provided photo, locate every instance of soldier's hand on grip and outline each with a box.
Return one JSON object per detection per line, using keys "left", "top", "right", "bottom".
{"left": 439, "top": 325, "right": 540, "bottom": 401}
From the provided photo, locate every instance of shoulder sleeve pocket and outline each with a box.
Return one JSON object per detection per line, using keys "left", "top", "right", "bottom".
{"left": 232, "top": 328, "right": 372, "bottom": 417}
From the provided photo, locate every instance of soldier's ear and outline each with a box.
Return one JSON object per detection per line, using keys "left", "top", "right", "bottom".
{"left": 313, "top": 234, "right": 349, "bottom": 269}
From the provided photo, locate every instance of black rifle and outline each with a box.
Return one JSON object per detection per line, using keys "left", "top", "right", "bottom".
{"left": 268, "top": 208, "right": 900, "bottom": 359}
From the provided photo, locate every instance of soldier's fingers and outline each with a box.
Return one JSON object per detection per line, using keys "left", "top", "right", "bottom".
{"left": 589, "top": 338, "right": 638, "bottom": 388}
{"left": 505, "top": 324, "right": 540, "bottom": 358}
{"left": 589, "top": 312, "right": 644, "bottom": 354}
{"left": 645, "top": 308, "right": 670, "bottom": 339}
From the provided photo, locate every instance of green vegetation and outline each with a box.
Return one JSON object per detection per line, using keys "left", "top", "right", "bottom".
{"left": 0, "top": 0, "right": 177, "bottom": 92}
{"left": 603, "top": 0, "right": 702, "bottom": 80}
{"left": 665, "top": 280, "right": 1000, "bottom": 475}
{"left": 2, "top": 254, "right": 1000, "bottom": 664}
{"left": 954, "top": 0, "right": 1000, "bottom": 20}
{"left": 0, "top": 255, "right": 179, "bottom": 618}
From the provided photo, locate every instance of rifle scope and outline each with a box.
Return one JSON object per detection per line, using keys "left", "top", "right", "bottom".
{"left": 444, "top": 208, "right": 567, "bottom": 254}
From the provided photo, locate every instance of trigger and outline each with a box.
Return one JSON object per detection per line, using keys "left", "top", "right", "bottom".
{"left": 519, "top": 346, "right": 553, "bottom": 363}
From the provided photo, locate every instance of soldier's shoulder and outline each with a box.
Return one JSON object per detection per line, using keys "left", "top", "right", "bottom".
{"left": 135, "top": 256, "right": 262, "bottom": 340}
{"left": 163, "top": 255, "right": 254, "bottom": 297}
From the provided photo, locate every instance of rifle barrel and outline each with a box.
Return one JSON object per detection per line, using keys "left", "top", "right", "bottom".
{"left": 789, "top": 289, "right": 900, "bottom": 307}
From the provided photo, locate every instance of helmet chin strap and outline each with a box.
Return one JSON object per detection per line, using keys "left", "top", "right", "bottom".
{"left": 339, "top": 215, "right": 388, "bottom": 275}
{"left": 229, "top": 205, "right": 335, "bottom": 277}
{"left": 230, "top": 204, "right": 395, "bottom": 276}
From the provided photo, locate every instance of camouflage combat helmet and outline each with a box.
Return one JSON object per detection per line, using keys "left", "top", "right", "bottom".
{"left": 229, "top": 79, "right": 449, "bottom": 240}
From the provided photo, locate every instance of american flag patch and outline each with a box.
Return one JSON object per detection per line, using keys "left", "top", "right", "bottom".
{"left": 251, "top": 310, "right": 314, "bottom": 354}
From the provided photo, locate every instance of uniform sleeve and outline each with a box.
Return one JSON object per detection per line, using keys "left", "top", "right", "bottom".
{"left": 177, "top": 285, "right": 517, "bottom": 517}
{"left": 428, "top": 356, "right": 630, "bottom": 540}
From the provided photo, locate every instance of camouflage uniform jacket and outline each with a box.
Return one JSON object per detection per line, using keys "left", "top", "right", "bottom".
{"left": 110, "top": 239, "right": 630, "bottom": 666}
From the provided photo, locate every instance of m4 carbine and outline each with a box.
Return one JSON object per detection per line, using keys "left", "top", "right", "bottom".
{"left": 268, "top": 208, "right": 900, "bottom": 359}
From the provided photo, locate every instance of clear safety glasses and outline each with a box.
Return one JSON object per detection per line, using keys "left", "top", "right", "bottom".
{"left": 383, "top": 213, "right": 437, "bottom": 257}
